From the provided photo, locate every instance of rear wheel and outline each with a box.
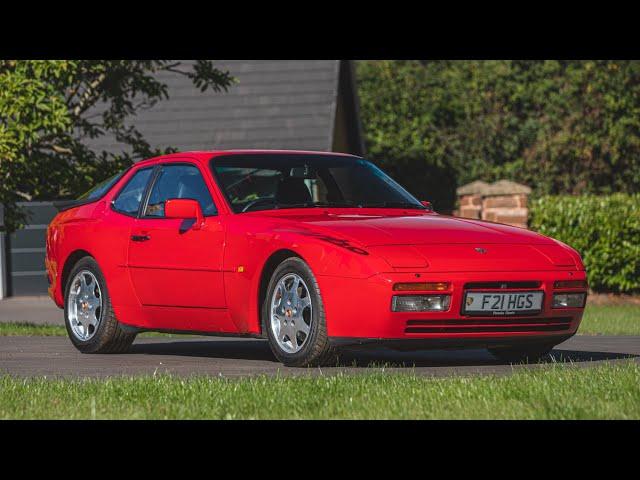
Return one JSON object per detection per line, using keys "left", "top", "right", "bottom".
{"left": 488, "top": 343, "right": 555, "bottom": 363}
{"left": 64, "top": 256, "right": 136, "bottom": 353}
{"left": 263, "top": 257, "right": 337, "bottom": 367}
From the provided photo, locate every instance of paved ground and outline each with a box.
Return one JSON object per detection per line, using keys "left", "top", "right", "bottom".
{"left": 0, "top": 296, "right": 62, "bottom": 325}
{"left": 0, "top": 335, "right": 637, "bottom": 378}
{"left": 0, "top": 297, "right": 638, "bottom": 378}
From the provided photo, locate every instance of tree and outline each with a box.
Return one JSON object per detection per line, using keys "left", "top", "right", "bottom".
{"left": 0, "top": 60, "right": 234, "bottom": 232}
{"left": 356, "top": 60, "right": 640, "bottom": 211}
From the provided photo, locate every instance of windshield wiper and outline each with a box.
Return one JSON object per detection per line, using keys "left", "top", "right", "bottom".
{"left": 308, "top": 201, "right": 357, "bottom": 207}
{"left": 277, "top": 201, "right": 357, "bottom": 209}
{"left": 243, "top": 200, "right": 363, "bottom": 212}
{"left": 243, "top": 199, "right": 424, "bottom": 212}
{"left": 358, "top": 201, "right": 425, "bottom": 209}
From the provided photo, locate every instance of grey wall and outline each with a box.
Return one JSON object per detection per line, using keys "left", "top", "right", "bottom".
{"left": 87, "top": 60, "right": 343, "bottom": 154}
{"left": 6, "top": 202, "right": 57, "bottom": 296}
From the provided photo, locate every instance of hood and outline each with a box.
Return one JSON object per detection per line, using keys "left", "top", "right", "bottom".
{"left": 265, "top": 211, "right": 555, "bottom": 247}
{"left": 371, "top": 243, "right": 576, "bottom": 271}
{"left": 257, "top": 210, "right": 578, "bottom": 271}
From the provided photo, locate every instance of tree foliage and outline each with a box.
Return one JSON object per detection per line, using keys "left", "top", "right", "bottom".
{"left": 357, "top": 61, "right": 640, "bottom": 211}
{"left": 0, "top": 60, "right": 233, "bottom": 231}
{"left": 530, "top": 194, "right": 640, "bottom": 293}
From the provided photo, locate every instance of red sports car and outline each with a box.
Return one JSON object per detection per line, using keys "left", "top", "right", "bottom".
{"left": 46, "top": 150, "right": 587, "bottom": 366}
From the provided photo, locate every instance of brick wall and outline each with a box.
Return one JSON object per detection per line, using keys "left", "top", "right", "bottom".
{"left": 455, "top": 180, "right": 531, "bottom": 228}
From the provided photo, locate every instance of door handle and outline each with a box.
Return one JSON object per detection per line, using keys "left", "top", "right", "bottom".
{"left": 131, "top": 234, "right": 151, "bottom": 242}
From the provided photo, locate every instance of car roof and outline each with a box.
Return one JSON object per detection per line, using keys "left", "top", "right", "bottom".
{"left": 134, "top": 149, "right": 361, "bottom": 167}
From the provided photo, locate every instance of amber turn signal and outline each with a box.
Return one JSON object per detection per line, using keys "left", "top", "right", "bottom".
{"left": 554, "top": 280, "right": 588, "bottom": 289}
{"left": 393, "top": 282, "right": 450, "bottom": 291}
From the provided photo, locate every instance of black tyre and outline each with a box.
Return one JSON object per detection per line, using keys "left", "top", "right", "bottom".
{"left": 64, "top": 256, "right": 136, "bottom": 353}
{"left": 488, "top": 343, "right": 555, "bottom": 363}
{"left": 263, "top": 257, "right": 337, "bottom": 367}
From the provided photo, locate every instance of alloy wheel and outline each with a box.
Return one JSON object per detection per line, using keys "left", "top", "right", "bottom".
{"left": 270, "top": 273, "right": 313, "bottom": 353}
{"left": 67, "top": 270, "right": 103, "bottom": 341}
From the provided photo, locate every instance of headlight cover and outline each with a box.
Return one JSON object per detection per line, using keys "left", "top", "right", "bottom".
{"left": 552, "top": 292, "right": 586, "bottom": 308}
{"left": 392, "top": 294, "right": 451, "bottom": 312}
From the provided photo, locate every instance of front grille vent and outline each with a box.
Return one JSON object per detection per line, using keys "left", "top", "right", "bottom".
{"left": 464, "top": 281, "right": 541, "bottom": 290}
{"left": 405, "top": 317, "right": 572, "bottom": 334}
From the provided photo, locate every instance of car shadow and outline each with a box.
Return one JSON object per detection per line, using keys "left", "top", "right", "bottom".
{"left": 128, "top": 338, "right": 638, "bottom": 368}
{"left": 335, "top": 348, "right": 638, "bottom": 368}
{"left": 129, "top": 339, "right": 275, "bottom": 361}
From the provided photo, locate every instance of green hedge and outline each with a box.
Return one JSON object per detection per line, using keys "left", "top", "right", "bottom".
{"left": 529, "top": 194, "right": 640, "bottom": 293}
{"left": 357, "top": 61, "right": 640, "bottom": 213}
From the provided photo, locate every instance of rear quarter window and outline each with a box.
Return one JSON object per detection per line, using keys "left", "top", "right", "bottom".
{"left": 112, "top": 168, "right": 153, "bottom": 216}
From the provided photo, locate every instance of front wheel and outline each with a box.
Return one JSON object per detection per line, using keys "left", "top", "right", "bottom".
{"left": 263, "top": 257, "right": 337, "bottom": 367}
{"left": 64, "top": 256, "right": 136, "bottom": 353}
{"left": 488, "top": 343, "right": 555, "bottom": 363}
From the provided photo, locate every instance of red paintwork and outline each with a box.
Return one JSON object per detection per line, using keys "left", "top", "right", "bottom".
{"left": 46, "top": 150, "right": 586, "bottom": 344}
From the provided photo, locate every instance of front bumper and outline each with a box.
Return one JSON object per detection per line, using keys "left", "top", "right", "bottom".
{"left": 318, "top": 270, "right": 586, "bottom": 341}
{"left": 329, "top": 334, "right": 575, "bottom": 350}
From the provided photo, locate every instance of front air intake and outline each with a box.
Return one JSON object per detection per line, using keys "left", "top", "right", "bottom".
{"left": 464, "top": 281, "right": 541, "bottom": 290}
{"left": 404, "top": 317, "right": 572, "bottom": 334}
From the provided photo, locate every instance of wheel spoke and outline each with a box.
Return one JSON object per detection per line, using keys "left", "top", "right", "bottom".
{"left": 88, "top": 296, "right": 101, "bottom": 311}
{"left": 278, "top": 324, "right": 288, "bottom": 343}
{"left": 289, "top": 325, "right": 298, "bottom": 347}
{"left": 290, "top": 277, "right": 300, "bottom": 294}
{"left": 275, "top": 286, "right": 283, "bottom": 304}
{"left": 296, "top": 319, "right": 310, "bottom": 335}
{"left": 89, "top": 312, "right": 100, "bottom": 326}
{"left": 299, "top": 295, "right": 311, "bottom": 309}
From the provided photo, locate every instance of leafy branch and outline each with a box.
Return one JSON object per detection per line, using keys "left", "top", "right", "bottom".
{"left": 0, "top": 60, "right": 234, "bottom": 232}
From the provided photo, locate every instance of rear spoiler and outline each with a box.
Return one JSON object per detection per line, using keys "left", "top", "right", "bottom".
{"left": 52, "top": 199, "right": 97, "bottom": 212}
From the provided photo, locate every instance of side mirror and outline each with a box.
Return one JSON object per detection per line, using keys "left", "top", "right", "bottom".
{"left": 420, "top": 200, "right": 433, "bottom": 211}
{"left": 165, "top": 198, "right": 204, "bottom": 230}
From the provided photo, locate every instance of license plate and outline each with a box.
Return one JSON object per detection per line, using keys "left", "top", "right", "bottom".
{"left": 463, "top": 291, "right": 543, "bottom": 316}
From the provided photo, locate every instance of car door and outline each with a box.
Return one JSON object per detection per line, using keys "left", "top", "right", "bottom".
{"left": 127, "top": 161, "right": 226, "bottom": 309}
{"left": 105, "top": 166, "right": 156, "bottom": 310}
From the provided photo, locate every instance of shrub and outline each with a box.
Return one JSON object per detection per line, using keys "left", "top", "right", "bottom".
{"left": 357, "top": 60, "right": 640, "bottom": 212}
{"left": 529, "top": 194, "right": 640, "bottom": 293}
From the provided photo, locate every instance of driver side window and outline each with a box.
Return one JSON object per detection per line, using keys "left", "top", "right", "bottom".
{"left": 143, "top": 164, "right": 217, "bottom": 218}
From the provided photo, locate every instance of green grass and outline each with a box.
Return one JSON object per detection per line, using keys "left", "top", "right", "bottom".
{"left": 0, "top": 362, "right": 638, "bottom": 419}
{"left": 579, "top": 304, "right": 640, "bottom": 335}
{"left": 0, "top": 322, "right": 66, "bottom": 336}
{"left": 0, "top": 322, "right": 188, "bottom": 338}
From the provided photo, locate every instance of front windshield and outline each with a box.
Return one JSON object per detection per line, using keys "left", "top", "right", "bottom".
{"left": 210, "top": 154, "right": 424, "bottom": 213}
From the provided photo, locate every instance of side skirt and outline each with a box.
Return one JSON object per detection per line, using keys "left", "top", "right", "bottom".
{"left": 119, "top": 322, "right": 265, "bottom": 339}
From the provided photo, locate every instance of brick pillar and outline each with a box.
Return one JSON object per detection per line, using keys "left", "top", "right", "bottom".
{"left": 458, "top": 194, "right": 482, "bottom": 219}
{"left": 456, "top": 180, "right": 531, "bottom": 228}
{"left": 455, "top": 181, "right": 488, "bottom": 219}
